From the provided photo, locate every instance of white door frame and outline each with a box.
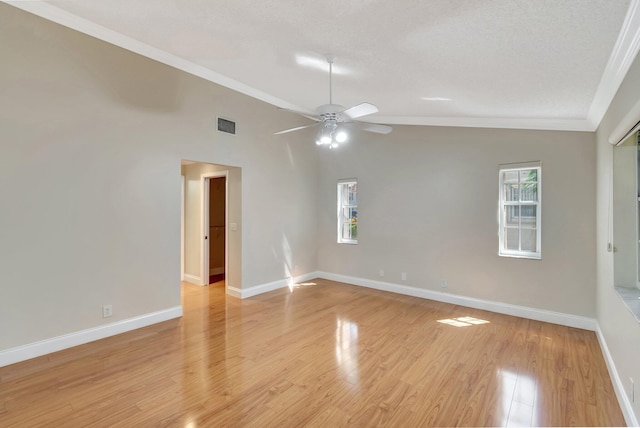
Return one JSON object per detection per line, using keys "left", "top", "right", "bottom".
{"left": 181, "top": 175, "right": 185, "bottom": 281}
{"left": 201, "top": 170, "right": 229, "bottom": 286}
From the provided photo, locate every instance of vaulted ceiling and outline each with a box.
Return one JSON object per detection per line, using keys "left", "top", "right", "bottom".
{"left": 6, "top": 0, "right": 640, "bottom": 131}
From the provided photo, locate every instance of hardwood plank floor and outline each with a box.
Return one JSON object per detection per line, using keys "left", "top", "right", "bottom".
{"left": 0, "top": 279, "right": 625, "bottom": 427}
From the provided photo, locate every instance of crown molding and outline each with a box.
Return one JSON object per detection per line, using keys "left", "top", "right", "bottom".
{"left": 587, "top": 0, "right": 640, "bottom": 131}
{"left": 369, "top": 116, "right": 594, "bottom": 132}
{"left": 4, "top": 0, "right": 640, "bottom": 133}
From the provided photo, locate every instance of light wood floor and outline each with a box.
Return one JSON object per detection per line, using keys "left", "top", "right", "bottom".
{"left": 0, "top": 279, "right": 625, "bottom": 427}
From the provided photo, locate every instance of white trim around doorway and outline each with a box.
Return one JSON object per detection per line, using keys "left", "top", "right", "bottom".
{"left": 181, "top": 175, "right": 185, "bottom": 282}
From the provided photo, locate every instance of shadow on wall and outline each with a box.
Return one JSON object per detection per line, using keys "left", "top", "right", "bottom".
{"left": 59, "top": 25, "right": 184, "bottom": 112}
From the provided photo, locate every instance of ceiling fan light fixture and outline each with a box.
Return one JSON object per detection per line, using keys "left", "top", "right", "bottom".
{"left": 316, "top": 121, "right": 347, "bottom": 147}
{"left": 317, "top": 125, "right": 333, "bottom": 145}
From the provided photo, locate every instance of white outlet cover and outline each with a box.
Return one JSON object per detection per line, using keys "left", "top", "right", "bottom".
{"left": 102, "top": 305, "right": 113, "bottom": 318}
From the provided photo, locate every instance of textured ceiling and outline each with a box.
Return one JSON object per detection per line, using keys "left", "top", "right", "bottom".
{"left": 6, "top": 0, "right": 640, "bottom": 131}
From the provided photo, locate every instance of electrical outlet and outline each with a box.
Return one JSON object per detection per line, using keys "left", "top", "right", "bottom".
{"left": 630, "top": 377, "right": 635, "bottom": 402}
{"left": 441, "top": 280, "right": 448, "bottom": 288}
{"left": 102, "top": 305, "right": 113, "bottom": 318}
{"left": 401, "top": 272, "right": 407, "bottom": 281}
{"left": 379, "top": 269, "right": 385, "bottom": 277}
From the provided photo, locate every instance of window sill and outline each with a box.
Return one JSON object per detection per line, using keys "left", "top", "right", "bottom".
{"left": 498, "top": 252, "right": 541, "bottom": 260}
{"left": 615, "top": 286, "right": 640, "bottom": 323}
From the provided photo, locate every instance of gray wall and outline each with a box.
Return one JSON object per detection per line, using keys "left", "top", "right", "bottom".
{"left": 0, "top": 4, "right": 318, "bottom": 350}
{"left": 596, "top": 51, "right": 640, "bottom": 421}
{"left": 317, "top": 125, "right": 596, "bottom": 316}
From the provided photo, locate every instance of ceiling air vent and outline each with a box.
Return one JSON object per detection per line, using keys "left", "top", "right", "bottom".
{"left": 217, "top": 117, "right": 236, "bottom": 135}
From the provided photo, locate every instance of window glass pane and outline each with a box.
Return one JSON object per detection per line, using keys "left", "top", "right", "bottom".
{"left": 505, "top": 228, "right": 519, "bottom": 250}
{"left": 521, "top": 229, "right": 537, "bottom": 252}
{"left": 342, "top": 222, "right": 357, "bottom": 241}
{"left": 503, "top": 182, "right": 519, "bottom": 202}
{"left": 505, "top": 206, "right": 519, "bottom": 227}
{"left": 503, "top": 171, "right": 518, "bottom": 184}
{"left": 347, "top": 183, "right": 357, "bottom": 205}
{"left": 520, "top": 205, "right": 537, "bottom": 228}
{"left": 520, "top": 183, "right": 537, "bottom": 202}
{"left": 341, "top": 185, "right": 350, "bottom": 205}
{"left": 343, "top": 207, "right": 357, "bottom": 221}
{"left": 520, "top": 169, "right": 537, "bottom": 183}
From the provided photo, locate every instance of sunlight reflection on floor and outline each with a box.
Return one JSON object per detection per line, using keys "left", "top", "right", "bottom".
{"left": 437, "top": 316, "right": 490, "bottom": 327}
{"left": 497, "top": 368, "right": 538, "bottom": 426}
{"left": 336, "top": 317, "right": 359, "bottom": 386}
{"left": 288, "top": 281, "right": 317, "bottom": 292}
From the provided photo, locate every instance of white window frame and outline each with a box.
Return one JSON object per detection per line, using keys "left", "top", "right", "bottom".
{"left": 337, "top": 179, "right": 358, "bottom": 244}
{"left": 498, "top": 161, "right": 541, "bottom": 259}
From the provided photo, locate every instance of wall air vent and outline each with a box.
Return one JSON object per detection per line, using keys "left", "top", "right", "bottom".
{"left": 217, "top": 117, "right": 236, "bottom": 135}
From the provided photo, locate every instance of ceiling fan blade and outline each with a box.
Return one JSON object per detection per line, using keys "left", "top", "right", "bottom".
{"left": 298, "top": 113, "right": 321, "bottom": 122}
{"left": 361, "top": 123, "right": 393, "bottom": 134}
{"left": 342, "top": 102, "right": 379, "bottom": 119}
{"left": 278, "top": 108, "right": 320, "bottom": 122}
{"left": 274, "top": 123, "right": 319, "bottom": 135}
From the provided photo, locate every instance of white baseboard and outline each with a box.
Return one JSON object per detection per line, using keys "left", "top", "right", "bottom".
{"left": 183, "top": 273, "right": 202, "bottom": 285}
{"left": 226, "top": 285, "right": 242, "bottom": 298}
{"left": 209, "top": 267, "right": 225, "bottom": 275}
{"left": 230, "top": 271, "right": 320, "bottom": 299}
{"left": 232, "top": 270, "right": 595, "bottom": 330}
{"left": 316, "top": 272, "right": 597, "bottom": 331}
{"left": 0, "top": 306, "right": 182, "bottom": 368}
{"left": 595, "top": 324, "right": 639, "bottom": 427}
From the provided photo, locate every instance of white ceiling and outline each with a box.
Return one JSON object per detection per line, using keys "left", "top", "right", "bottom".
{"left": 6, "top": 0, "right": 640, "bottom": 131}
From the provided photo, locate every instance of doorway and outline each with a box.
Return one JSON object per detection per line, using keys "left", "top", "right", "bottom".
{"left": 201, "top": 171, "right": 228, "bottom": 286}
{"left": 181, "top": 160, "right": 240, "bottom": 293}
{"left": 208, "top": 177, "right": 226, "bottom": 284}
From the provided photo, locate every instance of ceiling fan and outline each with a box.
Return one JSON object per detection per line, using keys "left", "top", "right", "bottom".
{"left": 275, "top": 56, "right": 392, "bottom": 148}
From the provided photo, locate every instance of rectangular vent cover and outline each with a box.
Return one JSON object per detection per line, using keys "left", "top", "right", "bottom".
{"left": 217, "top": 117, "right": 236, "bottom": 135}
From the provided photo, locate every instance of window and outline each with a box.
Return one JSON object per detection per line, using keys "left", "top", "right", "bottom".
{"left": 498, "top": 162, "right": 541, "bottom": 259}
{"left": 338, "top": 180, "right": 358, "bottom": 244}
